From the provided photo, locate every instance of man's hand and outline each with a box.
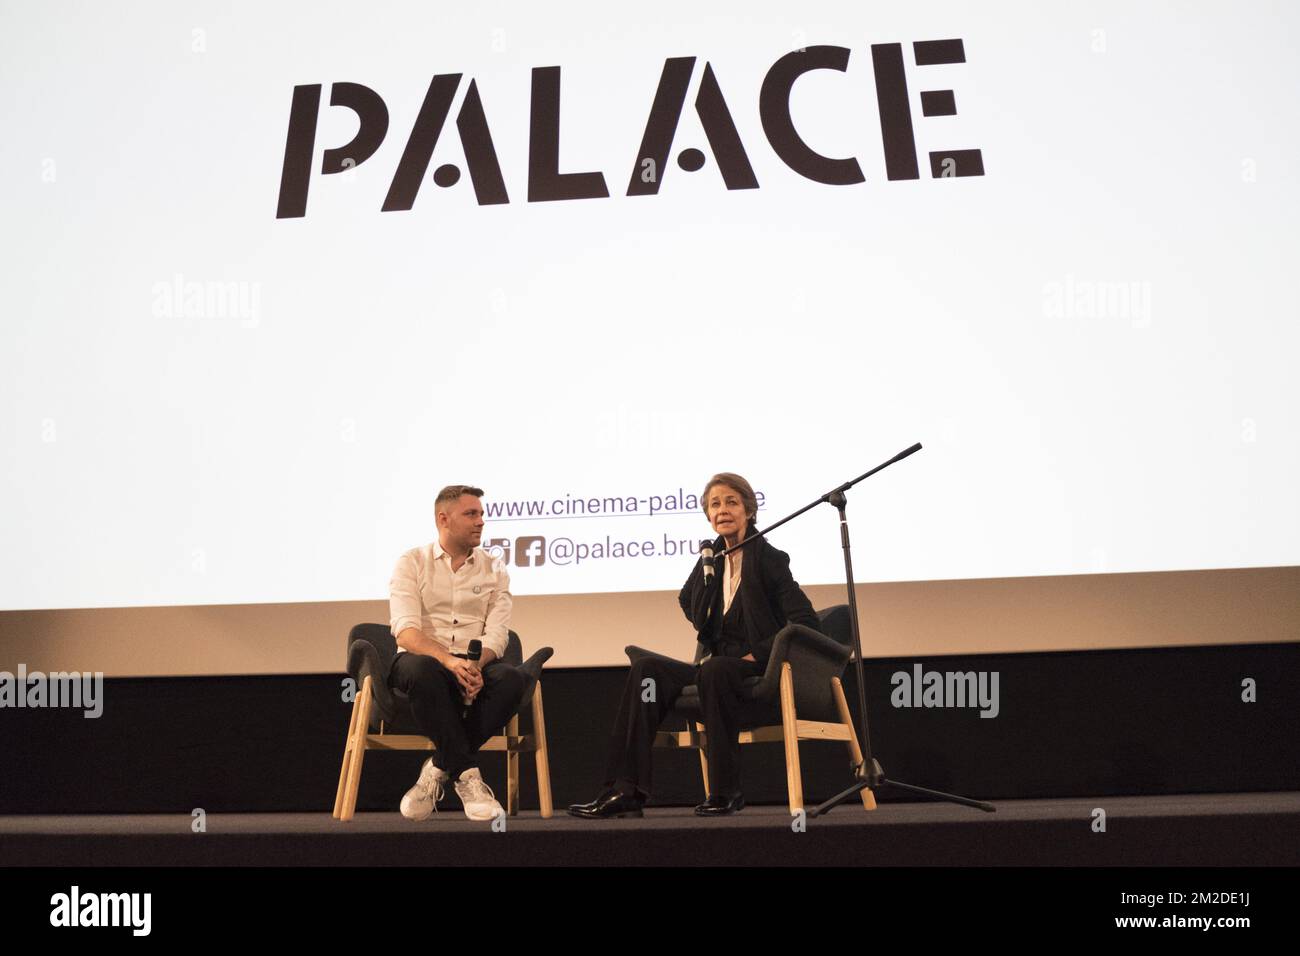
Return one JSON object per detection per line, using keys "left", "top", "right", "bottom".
{"left": 461, "top": 648, "right": 497, "bottom": 703}
{"left": 447, "top": 656, "right": 484, "bottom": 700}
{"left": 395, "top": 627, "right": 495, "bottom": 701}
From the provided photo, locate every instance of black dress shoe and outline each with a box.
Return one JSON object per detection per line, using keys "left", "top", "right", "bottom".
{"left": 694, "top": 793, "right": 744, "bottom": 816}
{"left": 567, "top": 789, "right": 645, "bottom": 819}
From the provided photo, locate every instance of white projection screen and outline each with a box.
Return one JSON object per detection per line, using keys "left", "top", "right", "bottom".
{"left": 2, "top": 1, "right": 1297, "bottom": 673}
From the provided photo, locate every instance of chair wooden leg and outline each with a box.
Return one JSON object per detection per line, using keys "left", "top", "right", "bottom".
{"left": 333, "top": 685, "right": 362, "bottom": 818}
{"left": 779, "top": 662, "right": 804, "bottom": 814}
{"left": 506, "top": 713, "right": 520, "bottom": 816}
{"left": 695, "top": 722, "right": 710, "bottom": 797}
{"left": 530, "top": 682, "right": 553, "bottom": 819}
{"left": 832, "top": 676, "right": 877, "bottom": 812}
{"left": 341, "top": 675, "right": 372, "bottom": 821}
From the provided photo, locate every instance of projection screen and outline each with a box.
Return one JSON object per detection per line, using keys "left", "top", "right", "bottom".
{"left": 2, "top": 0, "right": 1296, "bottom": 672}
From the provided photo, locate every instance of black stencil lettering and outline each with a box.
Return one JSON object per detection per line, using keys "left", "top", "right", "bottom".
{"left": 920, "top": 89, "right": 957, "bottom": 116}
{"left": 456, "top": 79, "right": 509, "bottom": 205}
{"left": 929, "top": 149, "right": 985, "bottom": 177}
{"left": 871, "top": 43, "right": 919, "bottom": 181}
{"left": 694, "top": 63, "right": 758, "bottom": 190}
{"left": 760, "top": 47, "right": 865, "bottom": 186}
{"left": 914, "top": 38, "right": 966, "bottom": 66}
{"left": 321, "top": 83, "right": 389, "bottom": 174}
{"left": 914, "top": 39, "right": 983, "bottom": 178}
{"left": 628, "top": 58, "right": 757, "bottom": 196}
{"left": 382, "top": 74, "right": 461, "bottom": 212}
{"left": 627, "top": 57, "right": 694, "bottom": 197}
{"left": 528, "top": 66, "right": 609, "bottom": 202}
{"left": 275, "top": 84, "right": 322, "bottom": 219}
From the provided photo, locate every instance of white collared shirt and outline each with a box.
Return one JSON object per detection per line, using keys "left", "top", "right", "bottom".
{"left": 723, "top": 552, "right": 743, "bottom": 614}
{"left": 389, "top": 540, "right": 512, "bottom": 660}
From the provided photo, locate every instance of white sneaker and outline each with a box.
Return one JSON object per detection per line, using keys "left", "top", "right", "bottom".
{"left": 400, "top": 758, "right": 449, "bottom": 821}
{"left": 453, "top": 768, "right": 503, "bottom": 822}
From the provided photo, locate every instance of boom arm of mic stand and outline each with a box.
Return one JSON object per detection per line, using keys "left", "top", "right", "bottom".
{"left": 715, "top": 443, "right": 924, "bottom": 559}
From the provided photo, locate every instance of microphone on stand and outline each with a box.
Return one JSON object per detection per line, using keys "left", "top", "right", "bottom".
{"left": 700, "top": 540, "right": 716, "bottom": 582}
{"left": 461, "top": 639, "right": 482, "bottom": 717}
{"left": 699, "top": 540, "right": 719, "bottom": 633}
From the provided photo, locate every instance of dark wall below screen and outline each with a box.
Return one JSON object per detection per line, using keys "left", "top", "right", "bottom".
{"left": 2, "top": 642, "right": 1295, "bottom": 814}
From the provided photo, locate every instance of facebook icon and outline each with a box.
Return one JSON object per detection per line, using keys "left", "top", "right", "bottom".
{"left": 515, "top": 536, "right": 546, "bottom": 567}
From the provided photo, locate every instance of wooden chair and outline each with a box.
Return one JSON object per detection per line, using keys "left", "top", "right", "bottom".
{"left": 333, "top": 624, "right": 554, "bottom": 821}
{"left": 626, "top": 605, "right": 876, "bottom": 814}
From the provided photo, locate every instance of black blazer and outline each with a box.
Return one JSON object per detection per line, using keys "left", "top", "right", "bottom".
{"left": 678, "top": 524, "right": 820, "bottom": 663}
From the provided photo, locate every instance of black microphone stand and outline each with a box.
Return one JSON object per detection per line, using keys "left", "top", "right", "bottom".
{"left": 718, "top": 442, "right": 995, "bottom": 816}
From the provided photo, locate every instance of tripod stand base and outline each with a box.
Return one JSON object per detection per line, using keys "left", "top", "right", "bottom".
{"left": 810, "top": 773, "right": 997, "bottom": 817}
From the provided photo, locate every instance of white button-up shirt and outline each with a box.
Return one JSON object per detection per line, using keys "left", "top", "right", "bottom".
{"left": 389, "top": 540, "right": 512, "bottom": 660}
{"left": 723, "top": 552, "right": 743, "bottom": 615}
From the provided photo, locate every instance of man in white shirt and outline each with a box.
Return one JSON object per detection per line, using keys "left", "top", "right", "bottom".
{"left": 389, "top": 484, "right": 524, "bottom": 821}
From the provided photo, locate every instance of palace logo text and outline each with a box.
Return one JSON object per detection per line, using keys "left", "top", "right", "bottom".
{"left": 277, "top": 40, "right": 982, "bottom": 218}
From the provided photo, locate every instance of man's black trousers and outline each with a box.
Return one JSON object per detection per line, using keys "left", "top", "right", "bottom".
{"left": 388, "top": 653, "right": 526, "bottom": 780}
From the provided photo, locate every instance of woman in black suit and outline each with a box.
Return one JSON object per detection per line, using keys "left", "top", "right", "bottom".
{"left": 568, "top": 472, "right": 820, "bottom": 818}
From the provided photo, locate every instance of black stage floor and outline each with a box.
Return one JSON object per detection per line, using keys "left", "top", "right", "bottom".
{"left": 3, "top": 792, "right": 1297, "bottom": 866}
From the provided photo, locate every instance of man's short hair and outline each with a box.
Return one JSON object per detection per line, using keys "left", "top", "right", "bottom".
{"left": 435, "top": 485, "right": 485, "bottom": 516}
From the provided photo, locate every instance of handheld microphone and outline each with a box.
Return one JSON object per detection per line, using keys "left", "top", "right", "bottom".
{"left": 700, "top": 540, "right": 716, "bottom": 582}
{"left": 462, "top": 639, "right": 482, "bottom": 715}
